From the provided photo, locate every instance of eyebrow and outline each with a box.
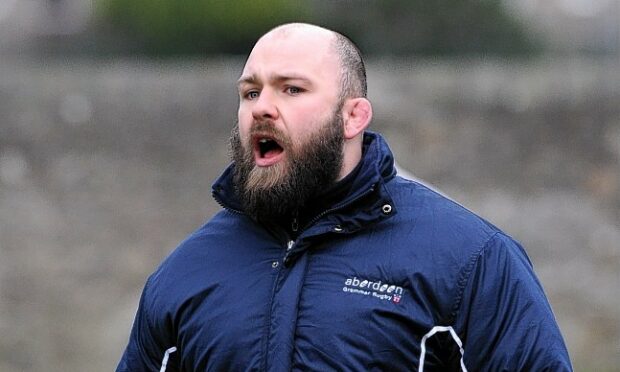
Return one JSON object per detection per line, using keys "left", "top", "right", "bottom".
{"left": 236, "top": 73, "right": 313, "bottom": 88}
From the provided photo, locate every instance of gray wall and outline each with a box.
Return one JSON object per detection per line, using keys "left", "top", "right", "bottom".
{"left": 0, "top": 57, "right": 618, "bottom": 371}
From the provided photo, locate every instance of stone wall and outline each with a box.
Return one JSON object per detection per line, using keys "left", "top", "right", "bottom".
{"left": 0, "top": 56, "right": 618, "bottom": 371}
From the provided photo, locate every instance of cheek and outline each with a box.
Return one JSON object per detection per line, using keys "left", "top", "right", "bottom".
{"left": 237, "top": 114, "right": 252, "bottom": 139}
{"left": 238, "top": 104, "right": 253, "bottom": 121}
{"left": 286, "top": 105, "right": 323, "bottom": 132}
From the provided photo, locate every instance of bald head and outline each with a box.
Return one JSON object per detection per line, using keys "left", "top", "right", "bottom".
{"left": 254, "top": 23, "right": 367, "bottom": 102}
{"left": 237, "top": 22, "right": 373, "bottom": 189}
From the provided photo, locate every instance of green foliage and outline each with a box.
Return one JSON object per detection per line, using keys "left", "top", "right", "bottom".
{"left": 97, "top": 0, "right": 311, "bottom": 55}
{"left": 312, "top": 0, "right": 541, "bottom": 56}
{"left": 96, "top": 0, "right": 541, "bottom": 56}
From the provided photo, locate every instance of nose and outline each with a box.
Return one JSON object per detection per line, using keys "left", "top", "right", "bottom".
{"left": 251, "top": 89, "right": 279, "bottom": 122}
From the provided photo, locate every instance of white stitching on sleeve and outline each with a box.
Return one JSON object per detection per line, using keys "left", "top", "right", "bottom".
{"left": 418, "top": 326, "right": 467, "bottom": 372}
{"left": 160, "top": 346, "right": 177, "bottom": 372}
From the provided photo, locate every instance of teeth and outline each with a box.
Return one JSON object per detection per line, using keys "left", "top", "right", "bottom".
{"left": 259, "top": 138, "right": 269, "bottom": 143}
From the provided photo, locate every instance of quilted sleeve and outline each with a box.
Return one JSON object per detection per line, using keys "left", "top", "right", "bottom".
{"left": 116, "top": 279, "right": 179, "bottom": 372}
{"left": 453, "top": 233, "right": 573, "bottom": 371}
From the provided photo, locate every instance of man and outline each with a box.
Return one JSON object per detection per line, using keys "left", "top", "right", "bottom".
{"left": 117, "top": 23, "right": 572, "bottom": 371}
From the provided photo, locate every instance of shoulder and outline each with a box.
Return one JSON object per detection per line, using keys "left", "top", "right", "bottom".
{"left": 381, "top": 176, "right": 540, "bottom": 321}
{"left": 141, "top": 210, "right": 265, "bottom": 310}
{"left": 385, "top": 176, "right": 503, "bottom": 255}
{"left": 159, "top": 210, "right": 245, "bottom": 267}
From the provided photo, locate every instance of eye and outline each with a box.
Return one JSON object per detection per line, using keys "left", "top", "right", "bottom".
{"left": 244, "top": 90, "right": 259, "bottom": 100}
{"left": 285, "top": 86, "right": 303, "bottom": 95}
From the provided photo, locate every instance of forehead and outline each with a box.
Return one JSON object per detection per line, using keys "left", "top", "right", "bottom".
{"left": 240, "top": 30, "right": 340, "bottom": 88}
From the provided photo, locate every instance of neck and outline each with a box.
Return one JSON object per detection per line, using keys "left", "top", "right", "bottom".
{"left": 337, "top": 136, "right": 363, "bottom": 181}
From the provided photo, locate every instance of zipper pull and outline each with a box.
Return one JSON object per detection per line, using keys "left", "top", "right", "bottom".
{"left": 291, "top": 212, "right": 299, "bottom": 233}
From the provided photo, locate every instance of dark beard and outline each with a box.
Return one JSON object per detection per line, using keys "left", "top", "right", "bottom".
{"left": 230, "top": 112, "right": 344, "bottom": 221}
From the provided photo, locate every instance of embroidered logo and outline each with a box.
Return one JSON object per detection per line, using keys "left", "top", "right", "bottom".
{"left": 343, "top": 277, "right": 404, "bottom": 304}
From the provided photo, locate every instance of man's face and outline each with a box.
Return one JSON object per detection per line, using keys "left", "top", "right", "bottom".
{"left": 236, "top": 29, "right": 342, "bottom": 170}
{"left": 231, "top": 29, "right": 345, "bottom": 219}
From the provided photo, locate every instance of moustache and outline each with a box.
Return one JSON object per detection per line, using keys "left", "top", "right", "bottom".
{"left": 248, "top": 122, "right": 291, "bottom": 149}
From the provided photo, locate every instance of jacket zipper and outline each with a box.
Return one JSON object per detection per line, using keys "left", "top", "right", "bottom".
{"left": 291, "top": 214, "right": 299, "bottom": 233}
{"left": 282, "top": 183, "right": 377, "bottom": 266}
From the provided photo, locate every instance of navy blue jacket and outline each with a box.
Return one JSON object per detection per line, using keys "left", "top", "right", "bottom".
{"left": 117, "top": 132, "right": 572, "bottom": 371}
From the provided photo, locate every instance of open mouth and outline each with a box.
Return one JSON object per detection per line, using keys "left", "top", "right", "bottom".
{"left": 253, "top": 135, "right": 285, "bottom": 166}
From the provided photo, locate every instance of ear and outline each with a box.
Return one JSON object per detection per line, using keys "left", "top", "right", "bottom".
{"left": 342, "top": 98, "right": 372, "bottom": 140}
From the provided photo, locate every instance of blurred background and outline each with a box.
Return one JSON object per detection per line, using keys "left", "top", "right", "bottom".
{"left": 0, "top": 0, "right": 618, "bottom": 371}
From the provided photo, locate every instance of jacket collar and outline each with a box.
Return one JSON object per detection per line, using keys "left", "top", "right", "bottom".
{"left": 211, "top": 131, "right": 397, "bottom": 234}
